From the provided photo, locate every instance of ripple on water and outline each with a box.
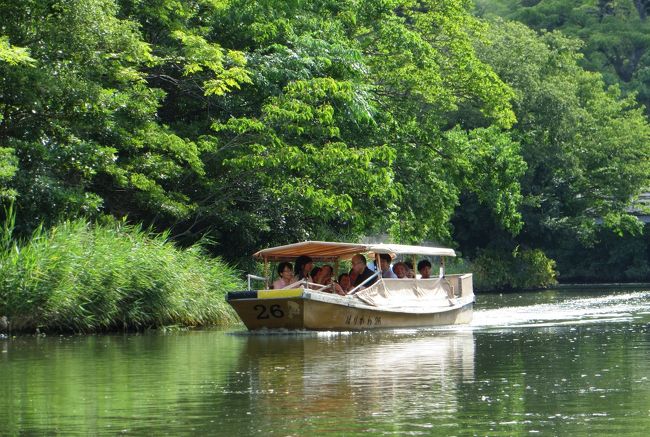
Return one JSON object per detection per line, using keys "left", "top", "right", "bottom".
{"left": 471, "top": 290, "right": 650, "bottom": 329}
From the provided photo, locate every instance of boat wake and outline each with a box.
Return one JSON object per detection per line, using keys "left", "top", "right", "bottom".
{"left": 470, "top": 290, "right": 650, "bottom": 329}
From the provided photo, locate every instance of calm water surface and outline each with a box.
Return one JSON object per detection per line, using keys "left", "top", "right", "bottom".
{"left": 1, "top": 288, "right": 649, "bottom": 435}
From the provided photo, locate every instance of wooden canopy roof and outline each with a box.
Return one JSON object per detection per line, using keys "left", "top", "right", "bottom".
{"left": 252, "top": 241, "right": 456, "bottom": 262}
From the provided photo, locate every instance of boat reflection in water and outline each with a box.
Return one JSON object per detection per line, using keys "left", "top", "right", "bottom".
{"left": 229, "top": 331, "right": 475, "bottom": 431}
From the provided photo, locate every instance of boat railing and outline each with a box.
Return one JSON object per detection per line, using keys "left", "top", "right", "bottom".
{"left": 247, "top": 274, "right": 267, "bottom": 290}
{"left": 347, "top": 271, "right": 380, "bottom": 295}
{"left": 278, "top": 279, "right": 330, "bottom": 292}
{"left": 302, "top": 280, "right": 330, "bottom": 291}
{"left": 445, "top": 273, "right": 474, "bottom": 298}
{"left": 459, "top": 273, "right": 473, "bottom": 298}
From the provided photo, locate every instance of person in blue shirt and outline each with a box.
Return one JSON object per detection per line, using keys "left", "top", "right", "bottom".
{"left": 378, "top": 253, "right": 397, "bottom": 278}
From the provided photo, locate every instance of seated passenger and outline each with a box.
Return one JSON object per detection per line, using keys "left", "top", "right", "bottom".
{"left": 404, "top": 261, "right": 415, "bottom": 278}
{"left": 417, "top": 259, "right": 432, "bottom": 279}
{"left": 351, "top": 254, "right": 378, "bottom": 288}
{"left": 338, "top": 273, "right": 353, "bottom": 293}
{"left": 392, "top": 262, "right": 408, "bottom": 279}
{"left": 310, "top": 266, "right": 322, "bottom": 281}
{"left": 316, "top": 264, "right": 345, "bottom": 295}
{"left": 294, "top": 255, "right": 314, "bottom": 282}
{"left": 313, "top": 265, "right": 327, "bottom": 285}
{"left": 348, "top": 268, "right": 359, "bottom": 286}
{"left": 378, "top": 253, "right": 397, "bottom": 278}
{"left": 272, "top": 262, "right": 294, "bottom": 289}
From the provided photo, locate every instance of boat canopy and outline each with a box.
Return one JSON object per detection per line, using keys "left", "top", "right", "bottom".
{"left": 253, "top": 241, "right": 456, "bottom": 262}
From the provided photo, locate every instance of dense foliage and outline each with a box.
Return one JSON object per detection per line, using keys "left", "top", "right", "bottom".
{"left": 0, "top": 0, "right": 524, "bottom": 260}
{"left": 0, "top": 216, "right": 241, "bottom": 332}
{"left": 475, "top": 0, "right": 650, "bottom": 113}
{"left": 1, "top": 0, "right": 649, "bottom": 289}
{"left": 470, "top": 1, "right": 650, "bottom": 283}
{"left": 472, "top": 247, "right": 557, "bottom": 290}
{"left": 454, "top": 18, "right": 650, "bottom": 262}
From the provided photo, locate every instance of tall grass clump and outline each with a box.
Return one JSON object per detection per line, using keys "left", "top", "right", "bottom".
{"left": 0, "top": 217, "right": 242, "bottom": 333}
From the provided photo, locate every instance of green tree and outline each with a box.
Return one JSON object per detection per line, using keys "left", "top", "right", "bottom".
{"left": 474, "top": 0, "right": 650, "bottom": 113}
{"left": 454, "top": 18, "right": 650, "bottom": 282}
{"left": 2, "top": 0, "right": 526, "bottom": 265}
{"left": 148, "top": 0, "right": 525, "bottom": 257}
{"left": 0, "top": 35, "right": 33, "bottom": 202}
{"left": 197, "top": 1, "right": 520, "bottom": 254}
{"left": 0, "top": 0, "right": 251, "bottom": 233}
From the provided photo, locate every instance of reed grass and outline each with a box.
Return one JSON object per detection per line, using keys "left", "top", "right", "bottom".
{"left": 0, "top": 218, "right": 242, "bottom": 333}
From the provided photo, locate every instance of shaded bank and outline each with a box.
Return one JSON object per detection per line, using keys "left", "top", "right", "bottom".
{"left": 0, "top": 218, "right": 242, "bottom": 333}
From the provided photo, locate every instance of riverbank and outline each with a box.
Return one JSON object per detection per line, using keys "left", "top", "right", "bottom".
{"left": 555, "top": 282, "right": 650, "bottom": 289}
{"left": 0, "top": 219, "right": 243, "bottom": 334}
{"left": 476, "top": 282, "right": 650, "bottom": 294}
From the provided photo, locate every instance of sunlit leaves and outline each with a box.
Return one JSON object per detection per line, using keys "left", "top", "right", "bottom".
{"left": 446, "top": 126, "right": 526, "bottom": 233}
{"left": 0, "top": 147, "right": 18, "bottom": 200}
{"left": 210, "top": 73, "right": 397, "bottom": 240}
{"left": 0, "top": 36, "right": 35, "bottom": 66}
{"left": 475, "top": 0, "right": 650, "bottom": 113}
{"left": 0, "top": 0, "right": 205, "bottom": 230}
{"left": 1, "top": 0, "right": 528, "bottom": 262}
{"left": 171, "top": 30, "right": 252, "bottom": 95}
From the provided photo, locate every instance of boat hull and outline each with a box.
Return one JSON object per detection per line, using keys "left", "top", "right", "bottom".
{"left": 226, "top": 288, "right": 474, "bottom": 331}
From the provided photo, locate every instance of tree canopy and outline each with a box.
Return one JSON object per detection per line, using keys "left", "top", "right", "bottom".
{"left": 0, "top": 0, "right": 526, "bottom": 261}
{"left": 1, "top": 0, "right": 649, "bottom": 281}
{"left": 451, "top": 17, "right": 650, "bottom": 285}
{"left": 474, "top": 0, "right": 650, "bottom": 113}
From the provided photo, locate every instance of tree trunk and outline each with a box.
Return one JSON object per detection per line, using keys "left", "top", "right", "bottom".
{"left": 634, "top": 0, "right": 648, "bottom": 20}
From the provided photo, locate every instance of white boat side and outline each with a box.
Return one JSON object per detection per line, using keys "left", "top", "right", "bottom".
{"left": 227, "top": 274, "right": 474, "bottom": 331}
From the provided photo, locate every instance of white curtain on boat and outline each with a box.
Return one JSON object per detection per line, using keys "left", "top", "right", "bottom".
{"left": 354, "top": 278, "right": 453, "bottom": 308}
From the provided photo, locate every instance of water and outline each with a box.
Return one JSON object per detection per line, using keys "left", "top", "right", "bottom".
{"left": 1, "top": 288, "right": 649, "bottom": 435}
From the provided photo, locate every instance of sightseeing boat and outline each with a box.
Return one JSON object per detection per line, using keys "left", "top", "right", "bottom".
{"left": 226, "top": 241, "right": 474, "bottom": 331}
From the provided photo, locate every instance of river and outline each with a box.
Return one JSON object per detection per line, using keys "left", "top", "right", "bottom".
{"left": 1, "top": 288, "right": 649, "bottom": 435}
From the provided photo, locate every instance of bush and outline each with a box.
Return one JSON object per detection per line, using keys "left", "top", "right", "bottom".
{"left": 0, "top": 218, "right": 242, "bottom": 333}
{"left": 471, "top": 247, "right": 557, "bottom": 291}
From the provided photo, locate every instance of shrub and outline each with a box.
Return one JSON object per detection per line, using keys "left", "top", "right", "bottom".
{"left": 0, "top": 218, "right": 242, "bottom": 333}
{"left": 471, "top": 247, "right": 557, "bottom": 291}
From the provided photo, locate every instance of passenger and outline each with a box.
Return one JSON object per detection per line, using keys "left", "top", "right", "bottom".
{"left": 310, "top": 266, "right": 322, "bottom": 281}
{"left": 348, "top": 267, "right": 359, "bottom": 286}
{"left": 338, "top": 273, "right": 353, "bottom": 293}
{"left": 272, "top": 262, "right": 294, "bottom": 289}
{"left": 294, "top": 255, "right": 314, "bottom": 282}
{"left": 351, "top": 254, "right": 378, "bottom": 288}
{"left": 313, "top": 265, "right": 327, "bottom": 284}
{"left": 404, "top": 261, "right": 415, "bottom": 278}
{"left": 392, "top": 262, "right": 408, "bottom": 279}
{"left": 378, "top": 253, "right": 397, "bottom": 278}
{"left": 418, "top": 259, "right": 432, "bottom": 279}
{"left": 316, "top": 264, "right": 345, "bottom": 295}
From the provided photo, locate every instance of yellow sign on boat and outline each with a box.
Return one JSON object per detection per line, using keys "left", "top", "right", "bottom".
{"left": 257, "top": 289, "right": 304, "bottom": 299}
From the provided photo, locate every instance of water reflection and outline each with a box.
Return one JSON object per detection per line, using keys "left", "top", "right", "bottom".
{"left": 2, "top": 289, "right": 650, "bottom": 435}
{"left": 227, "top": 331, "right": 475, "bottom": 434}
